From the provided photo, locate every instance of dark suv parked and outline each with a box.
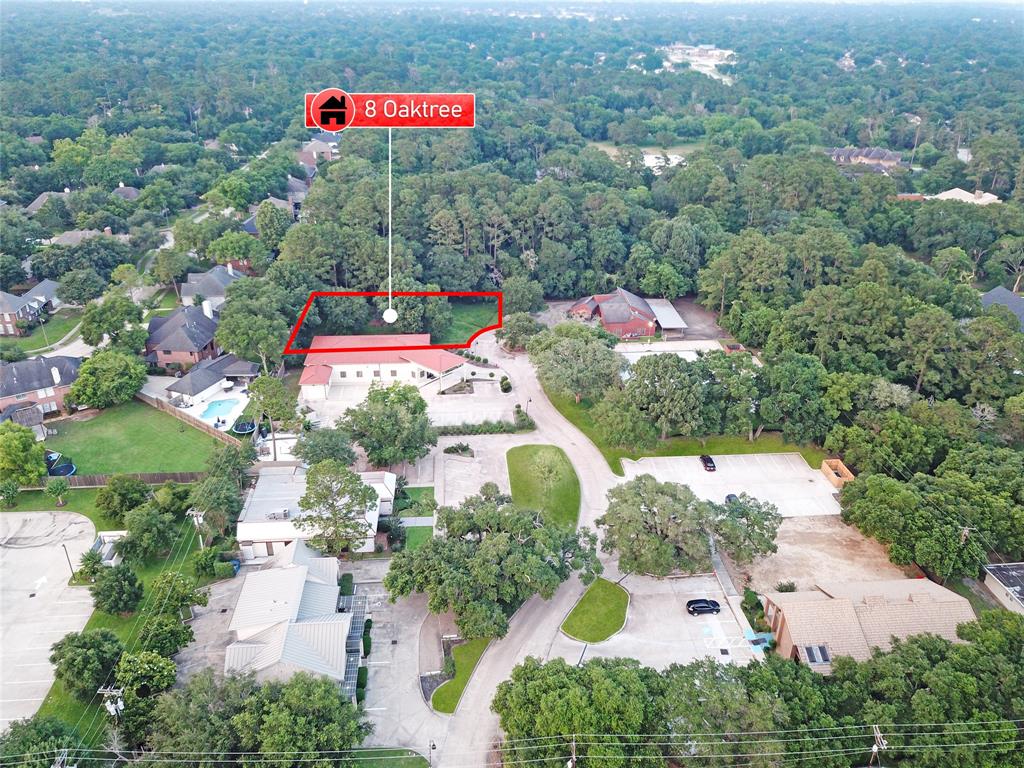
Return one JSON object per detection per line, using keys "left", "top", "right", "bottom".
{"left": 700, "top": 455, "right": 716, "bottom": 471}
{"left": 686, "top": 598, "right": 721, "bottom": 616}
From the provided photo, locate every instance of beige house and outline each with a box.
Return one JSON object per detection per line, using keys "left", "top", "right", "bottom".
{"left": 762, "top": 580, "right": 976, "bottom": 673}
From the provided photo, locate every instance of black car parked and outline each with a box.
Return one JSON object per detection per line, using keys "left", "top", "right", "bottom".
{"left": 700, "top": 455, "right": 716, "bottom": 471}
{"left": 686, "top": 598, "right": 721, "bottom": 616}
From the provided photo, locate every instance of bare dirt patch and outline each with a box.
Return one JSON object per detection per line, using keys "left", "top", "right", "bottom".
{"left": 733, "top": 516, "right": 916, "bottom": 592}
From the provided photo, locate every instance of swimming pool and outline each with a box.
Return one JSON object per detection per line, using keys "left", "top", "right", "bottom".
{"left": 200, "top": 398, "right": 240, "bottom": 420}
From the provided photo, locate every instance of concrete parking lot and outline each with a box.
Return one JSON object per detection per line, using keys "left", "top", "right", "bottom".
{"left": 0, "top": 512, "right": 95, "bottom": 729}
{"left": 301, "top": 378, "right": 515, "bottom": 428}
{"left": 622, "top": 453, "right": 841, "bottom": 518}
{"left": 548, "top": 574, "right": 755, "bottom": 669}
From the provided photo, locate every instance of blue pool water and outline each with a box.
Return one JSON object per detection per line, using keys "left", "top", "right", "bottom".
{"left": 200, "top": 398, "right": 240, "bottom": 420}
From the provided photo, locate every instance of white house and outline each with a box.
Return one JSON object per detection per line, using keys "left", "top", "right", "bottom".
{"left": 236, "top": 466, "right": 395, "bottom": 559}
{"left": 224, "top": 541, "right": 353, "bottom": 684}
{"left": 298, "top": 334, "right": 466, "bottom": 399}
{"left": 927, "top": 187, "right": 1001, "bottom": 205}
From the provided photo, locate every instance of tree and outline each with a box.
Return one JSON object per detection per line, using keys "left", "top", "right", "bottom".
{"left": 207, "top": 231, "right": 271, "bottom": 272}
{"left": 292, "top": 426, "right": 356, "bottom": 467}
{"left": 247, "top": 375, "right": 297, "bottom": 461}
{"left": 138, "top": 614, "right": 194, "bottom": 657}
{"left": 118, "top": 503, "right": 177, "bottom": 563}
{"left": 255, "top": 199, "right": 292, "bottom": 250}
{"left": 90, "top": 562, "right": 144, "bottom": 614}
{"left": 592, "top": 387, "right": 657, "bottom": 449}
{"left": 188, "top": 474, "right": 243, "bottom": 543}
{"left": 57, "top": 267, "right": 106, "bottom": 304}
{"left": 45, "top": 477, "right": 70, "bottom": 507}
{"left": 204, "top": 443, "right": 256, "bottom": 490}
{"left": 149, "top": 571, "right": 209, "bottom": 617}
{"left": 529, "top": 334, "right": 624, "bottom": 404}
{"left": 79, "top": 293, "right": 143, "bottom": 348}
{"left": 496, "top": 312, "right": 543, "bottom": 350}
{"left": 68, "top": 349, "right": 147, "bottom": 409}
{"left": 492, "top": 657, "right": 665, "bottom": 768}
{"left": 0, "top": 422, "right": 46, "bottom": 486}
{"left": 625, "top": 354, "right": 705, "bottom": 440}
{"left": 110, "top": 263, "right": 144, "bottom": 302}
{"left": 710, "top": 494, "right": 781, "bottom": 564}
{"left": 341, "top": 383, "right": 437, "bottom": 467}
{"left": 0, "top": 478, "right": 20, "bottom": 507}
{"left": 0, "top": 254, "right": 27, "bottom": 292}
{"left": 759, "top": 352, "right": 833, "bottom": 445}
{"left": 115, "top": 650, "right": 176, "bottom": 697}
{"left": 48, "top": 628, "right": 123, "bottom": 701}
{"left": 295, "top": 460, "right": 377, "bottom": 555}
{"left": 598, "top": 475, "right": 713, "bottom": 576}
{"left": 0, "top": 716, "right": 85, "bottom": 768}
{"left": 384, "top": 486, "right": 601, "bottom": 638}
{"left": 95, "top": 474, "right": 150, "bottom": 522}
{"left": 501, "top": 275, "right": 545, "bottom": 314}
{"left": 152, "top": 248, "right": 191, "bottom": 298}
{"left": 640, "top": 262, "right": 686, "bottom": 300}
{"left": 216, "top": 297, "right": 290, "bottom": 374}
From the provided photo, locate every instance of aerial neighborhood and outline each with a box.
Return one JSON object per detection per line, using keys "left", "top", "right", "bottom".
{"left": 1, "top": 3, "right": 1023, "bottom": 768}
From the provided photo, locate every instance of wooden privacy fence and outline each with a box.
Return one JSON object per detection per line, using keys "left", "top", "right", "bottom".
{"left": 25, "top": 471, "right": 206, "bottom": 490}
{"left": 135, "top": 392, "right": 242, "bottom": 446}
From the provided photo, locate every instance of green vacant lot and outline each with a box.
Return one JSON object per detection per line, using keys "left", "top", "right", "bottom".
{"left": 561, "top": 578, "right": 629, "bottom": 643}
{"left": 46, "top": 400, "right": 220, "bottom": 474}
{"left": 11, "top": 308, "right": 84, "bottom": 350}
{"left": 545, "top": 387, "right": 827, "bottom": 475}
{"left": 431, "top": 637, "right": 489, "bottom": 714}
{"left": 433, "top": 300, "right": 499, "bottom": 345}
{"left": 506, "top": 444, "right": 580, "bottom": 529}
{"left": 349, "top": 749, "right": 427, "bottom": 767}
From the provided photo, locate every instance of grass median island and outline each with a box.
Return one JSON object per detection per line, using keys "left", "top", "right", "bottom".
{"left": 431, "top": 637, "right": 490, "bottom": 714}
{"left": 506, "top": 445, "right": 580, "bottom": 529}
{"left": 544, "top": 387, "right": 827, "bottom": 474}
{"left": 46, "top": 400, "right": 220, "bottom": 474}
{"left": 561, "top": 578, "right": 629, "bottom": 643}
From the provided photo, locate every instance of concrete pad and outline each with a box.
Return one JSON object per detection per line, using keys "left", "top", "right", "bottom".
{"left": 0, "top": 512, "right": 95, "bottom": 730}
{"left": 548, "top": 574, "right": 754, "bottom": 670}
{"left": 622, "top": 453, "right": 840, "bottom": 518}
{"left": 616, "top": 339, "right": 723, "bottom": 367}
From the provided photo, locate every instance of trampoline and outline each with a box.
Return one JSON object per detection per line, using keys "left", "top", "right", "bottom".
{"left": 231, "top": 421, "right": 257, "bottom": 435}
{"left": 49, "top": 462, "right": 77, "bottom": 477}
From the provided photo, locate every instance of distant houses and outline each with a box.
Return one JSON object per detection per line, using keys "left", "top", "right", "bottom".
{"left": 927, "top": 187, "right": 1000, "bottom": 205}
{"left": 0, "top": 280, "right": 61, "bottom": 336}
{"left": 827, "top": 146, "right": 905, "bottom": 171}
{"left": 180, "top": 264, "right": 242, "bottom": 310}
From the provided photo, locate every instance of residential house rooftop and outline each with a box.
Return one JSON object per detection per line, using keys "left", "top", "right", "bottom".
{"left": 0, "top": 355, "right": 81, "bottom": 399}
{"left": 981, "top": 286, "right": 1024, "bottom": 330}
{"left": 147, "top": 306, "right": 218, "bottom": 353}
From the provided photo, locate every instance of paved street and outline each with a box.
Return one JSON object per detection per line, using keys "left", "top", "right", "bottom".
{"left": 0, "top": 513, "right": 95, "bottom": 730}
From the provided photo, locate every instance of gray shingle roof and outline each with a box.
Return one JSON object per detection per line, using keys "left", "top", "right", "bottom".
{"left": 180, "top": 265, "right": 240, "bottom": 301}
{"left": 0, "top": 356, "right": 81, "bottom": 398}
{"left": 147, "top": 306, "right": 218, "bottom": 352}
{"left": 165, "top": 353, "right": 258, "bottom": 395}
{"left": 0, "top": 291, "right": 29, "bottom": 314}
{"left": 981, "top": 286, "right": 1024, "bottom": 330}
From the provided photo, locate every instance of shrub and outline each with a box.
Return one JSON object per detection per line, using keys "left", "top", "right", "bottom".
{"left": 78, "top": 549, "right": 104, "bottom": 582}
{"left": 191, "top": 546, "right": 220, "bottom": 578}
{"left": 90, "top": 562, "right": 143, "bottom": 614}
{"left": 362, "top": 634, "right": 371, "bottom": 658}
{"left": 340, "top": 573, "right": 354, "bottom": 596}
{"left": 213, "top": 561, "right": 236, "bottom": 580}
{"left": 357, "top": 666, "right": 368, "bottom": 689}
{"left": 356, "top": 687, "right": 366, "bottom": 704}
{"left": 444, "top": 442, "right": 472, "bottom": 455}
{"left": 138, "top": 614, "right": 194, "bottom": 657}
{"left": 741, "top": 587, "right": 761, "bottom": 613}
{"left": 49, "top": 629, "right": 123, "bottom": 701}
{"left": 364, "top": 618, "right": 373, "bottom": 634}
{"left": 500, "top": 379, "right": 512, "bottom": 393}
{"left": 775, "top": 581, "right": 797, "bottom": 592}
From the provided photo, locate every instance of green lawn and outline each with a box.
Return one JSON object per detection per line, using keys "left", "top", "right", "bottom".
{"left": 396, "top": 486, "right": 435, "bottom": 515}
{"left": 432, "top": 300, "right": 499, "bottom": 345}
{"left": 348, "top": 749, "right": 427, "bottom": 767}
{"left": 12, "top": 308, "right": 84, "bottom": 350}
{"left": 46, "top": 400, "right": 220, "bottom": 474}
{"left": 431, "top": 637, "right": 489, "bottom": 714}
{"left": 506, "top": 445, "right": 580, "bottom": 529}
{"left": 561, "top": 578, "right": 629, "bottom": 642}
{"left": 404, "top": 525, "right": 433, "bottom": 552}
{"left": 5, "top": 488, "right": 116, "bottom": 530}
{"left": 545, "top": 387, "right": 827, "bottom": 475}
{"left": 947, "top": 579, "right": 997, "bottom": 616}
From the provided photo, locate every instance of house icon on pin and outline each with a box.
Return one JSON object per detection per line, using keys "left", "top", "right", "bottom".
{"left": 317, "top": 95, "right": 346, "bottom": 128}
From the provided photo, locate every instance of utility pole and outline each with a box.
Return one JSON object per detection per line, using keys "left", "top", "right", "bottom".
{"left": 868, "top": 725, "right": 888, "bottom": 766}
{"left": 187, "top": 508, "right": 205, "bottom": 549}
{"left": 569, "top": 734, "right": 577, "bottom": 768}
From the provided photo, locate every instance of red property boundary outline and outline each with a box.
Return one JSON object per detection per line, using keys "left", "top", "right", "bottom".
{"left": 282, "top": 291, "right": 504, "bottom": 355}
